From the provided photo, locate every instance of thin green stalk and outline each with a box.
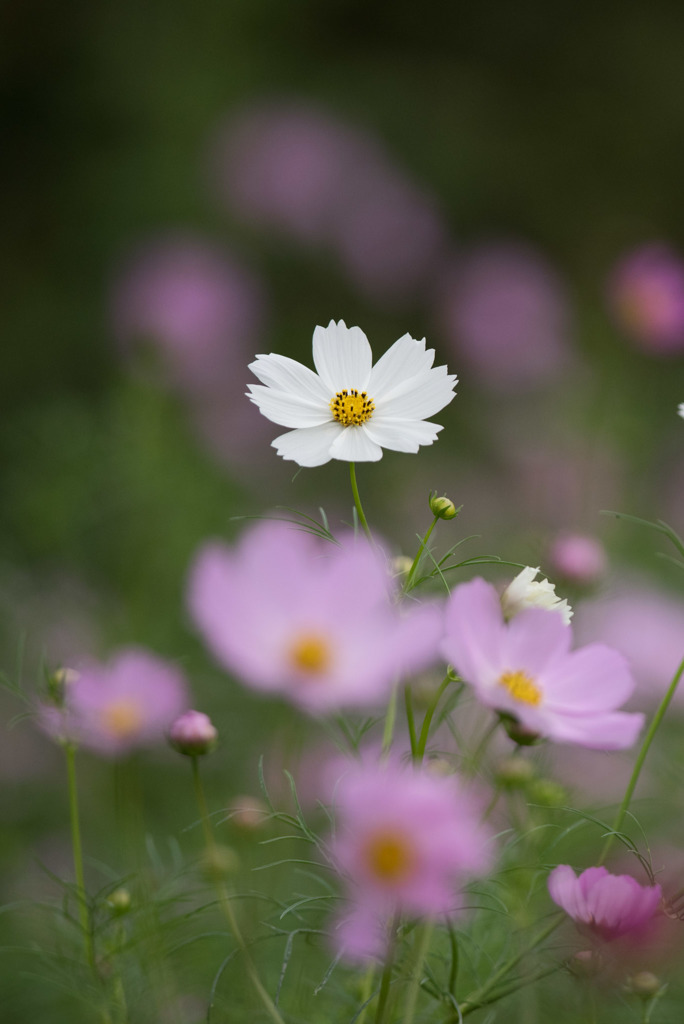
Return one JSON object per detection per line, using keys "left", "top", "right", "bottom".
{"left": 350, "top": 462, "right": 373, "bottom": 543}
{"left": 404, "top": 516, "right": 438, "bottom": 593}
{"left": 403, "top": 920, "right": 433, "bottom": 1024}
{"left": 599, "top": 654, "right": 684, "bottom": 865}
{"left": 65, "top": 743, "right": 94, "bottom": 970}
{"left": 191, "top": 758, "right": 286, "bottom": 1024}
{"left": 454, "top": 914, "right": 563, "bottom": 1018}
{"left": 374, "top": 915, "right": 399, "bottom": 1024}
{"left": 382, "top": 685, "right": 398, "bottom": 759}
{"left": 404, "top": 687, "right": 418, "bottom": 760}
{"left": 415, "top": 675, "right": 452, "bottom": 764}
{"left": 356, "top": 964, "right": 376, "bottom": 1024}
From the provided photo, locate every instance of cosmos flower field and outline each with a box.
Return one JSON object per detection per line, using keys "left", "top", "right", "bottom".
{"left": 2, "top": 317, "right": 683, "bottom": 1024}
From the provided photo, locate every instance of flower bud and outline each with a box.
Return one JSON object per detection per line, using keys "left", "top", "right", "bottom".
{"left": 429, "top": 494, "right": 459, "bottom": 520}
{"left": 201, "top": 844, "right": 240, "bottom": 881}
{"left": 499, "top": 713, "right": 542, "bottom": 747}
{"left": 626, "top": 972, "right": 662, "bottom": 998}
{"left": 527, "top": 778, "right": 567, "bottom": 807}
{"left": 391, "top": 555, "right": 414, "bottom": 577}
{"left": 106, "top": 887, "right": 132, "bottom": 916}
{"left": 228, "top": 795, "right": 269, "bottom": 830}
{"left": 46, "top": 667, "right": 79, "bottom": 707}
{"left": 495, "top": 755, "right": 535, "bottom": 788}
{"left": 169, "top": 710, "right": 218, "bottom": 757}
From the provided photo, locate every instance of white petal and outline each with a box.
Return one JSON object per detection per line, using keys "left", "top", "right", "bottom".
{"left": 329, "top": 425, "right": 383, "bottom": 462}
{"left": 312, "top": 320, "right": 373, "bottom": 393}
{"left": 272, "top": 422, "right": 344, "bottom": 466}
{"left": 368, "top": 334, "right": 436, "bottom": 398}
{"left": 247, "top": 385, "right": 332, "bottom": 428}
{"left": 249, "top": 353, "right": 331, "bottom": 404}
{"left": 376, "top": 369, "right": 457, "bottom": 420}
{"left": 363, "top": 417, "right": 442, "bottom": 452}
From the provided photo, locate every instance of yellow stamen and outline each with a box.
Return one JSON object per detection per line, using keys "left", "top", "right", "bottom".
{"left": 289, "top": 634, "right": 331, "bottom": 675}
{"left": 101, "top": 699, "right": 144, "bottom": 738}
{"left": 499, "top": 669, "right": 542, "bottom": 706}
{"left": 330, "top": 389, "right": 375, "bottom": 426}
{"left": 363, "top": 829, "right": 417, "bottom": 882}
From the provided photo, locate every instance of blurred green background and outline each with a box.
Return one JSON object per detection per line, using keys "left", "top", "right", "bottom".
{"left": 2, "top": 3, "right": 684, "bottom": 1019}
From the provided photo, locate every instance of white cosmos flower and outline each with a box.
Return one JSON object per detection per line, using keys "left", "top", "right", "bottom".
{"left": 247, "top": 320, "right": 458, "bottom": 466}
{"left": 501, "top": 566, "right": 573, "bottom": 625}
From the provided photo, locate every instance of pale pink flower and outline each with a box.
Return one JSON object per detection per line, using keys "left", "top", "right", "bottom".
{"left": 441, "top": 578, "right": 644, "bottom": 749}
{"left": 188, "top": 521, "right": 442, "bottom": 713}
{"left": 608, "top": 243, "right": 684, "bottom": 353}
{"left": 329, "top": 760, "right": 493, "bottom": 960}
{"left": 548, "top": 865, "right": 662, "bottom": 942}
{"left": 169, "top": 709, "right": 218, "bottom": 757}
{"left": 39, "top": 649, "right": 189, "bottom": 758}
{"left": 436, "top": 241, "right": 572, "bottom": 391}
{"left": 547, "top": 533, "right": 607, "bottom": 587}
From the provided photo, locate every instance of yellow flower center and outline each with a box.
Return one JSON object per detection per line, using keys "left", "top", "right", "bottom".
{"left": 289, "top": 633, "right": 331, "bottom": 676}
{"left": 363, "top": 828, "right": 417, "bottom": 883}
{"left": 101, "top": 699, "right": 144, "bottom": 738}
{"left": 499, "top": 669, "right": 542, "bottom": 706}
{"left": 330, "top": 389, "right": 375, "bottom": 426}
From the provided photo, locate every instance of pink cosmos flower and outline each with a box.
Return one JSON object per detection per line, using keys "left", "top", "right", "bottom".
{"left": 547, "top": 533, "right": 607, "bottom": 587}
{"left": 441, "top": 578, "right": 644, "bottom": 749}
{"left": 39, "top": 649, "right": 189, "bottom": 757}
{"left": 188, "top": 521, "right": 442, "bottom": 713}
{"left": 436, "top": 241, "right": 572, "bottom": 391}
{"left": 607, "top": 243, "right": 684, "bottom": 353}
{"left": 548, "top": 865, "right": 662, "bottom": 942}
{"left": 329, "top": 760, "right": 493, "bottom": 961}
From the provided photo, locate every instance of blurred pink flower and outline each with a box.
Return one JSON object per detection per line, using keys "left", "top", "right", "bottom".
{"left": 607, "top": 243, "right": 684, "bottom": 353}
{"left": 436, "top": 241, "right": 572, "bottom": 391}
{"left": 110, "top": 235, "right": 265, "bottom": 396}
{"left": 573, "top": 579, "right": 684, "bottom": 707}
{"left": 169, "top": 709, "right": 218, "bottom": 757}
{"left": 441, "top": 578, "right": 644, "bottom": 749}
{"left": 39, "top": 649, "right": 189, "bottom": 758}
{"left": 212, "top": 101, "right": 447, "bottom": 305}
{"left": 187, "top": 520, "right": 442, "bottom": 713}
{"left": 547, "top": 533, "right": 607, "bottom": 587}
{"left": 548, "top": 865, "right": 662, "bottom": 942}
{"left": 329, "top": 760, "right": 493, "bottom": 960}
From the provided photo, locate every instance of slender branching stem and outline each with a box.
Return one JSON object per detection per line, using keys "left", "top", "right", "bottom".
{"left": 190, "top": 758, "right": 286, "bottom": 1024}
{"left": 599, "top": 654, "right": 684, "bottom": 865}
{"left": 402, "top": 920, "right": 433, "bottom": 1024}
{"left": 349, "top": 462, "right": 373, "bottom": 543}
{"left": 65, "top": 743, "right": 94, "bottom": 970}
{"left": 404, "top": 516, "right": 438, "bottom": 593}
{"left": 374, "top": 914, "right": 400, "bottom": 1024}
{"left": 415, "top": 675, "right": 452, "bottom": 764}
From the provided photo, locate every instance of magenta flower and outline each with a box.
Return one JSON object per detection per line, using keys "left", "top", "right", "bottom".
{"left": 608, "top": 243, "right": 684, "bottom": 353}
{"left": 548, "top": 865, "right": 662, "bottom": 942}
{"left": 436, "top": 241, "right": 572, "bottom": 391}
{"left": 441, "top": 578, "right": 644, "bottom": 749}
{"left": 329, "top": 760, "right": 493, "bottom": 960}
{"left": 547, "top": 533, "right": 607, "bottom": 587}
{"left": 188, "top": 521, "right": 442, "bottom": 713}
{"left": 39, "top": 649, "right": 189, "bottom": 758}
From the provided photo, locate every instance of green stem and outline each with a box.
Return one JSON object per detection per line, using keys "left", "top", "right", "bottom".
{"left": 349, "top": 462, "right": 373, "bottom": 543}
{"left": 374, "top": 915, "right": 399, "bottom": 1024}
{"left": 599, "top": 654, "right": 684, "bottom": 865}
{"left": 404, "top": 516, "right": 438, "bottom": 593}
{"left": 403, "top": 920, "right": 433, "bottom": 1024}
{"left": 404, "top": 687, "right": 418, "bottom": 760}
{"left": 191, "top": 758, "right": 286, "bottom": 1024}
{"left": 356, "top": 963, "right": 376, "bottom": 1024}
{"left": 415, "top": 675, "right": 452, "bottom": 764}
{"left": 455, "top": 914, "right": 563, "bottom": 1017}
{"left": 382, "top": 685, "right": 398, "bottom": 759}
{"left": 65, "top": 743, "right": 94, "bottom": 970}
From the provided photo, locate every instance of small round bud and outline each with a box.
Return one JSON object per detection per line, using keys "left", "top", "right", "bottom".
{"left": 429, "top": 494, "right": 458, "bottom": 520}
{"left": 46, "top": 667, "right": 79, "bottom": 707}
{"left": 391, "top": 555, "right": 414, "bottom": 577}
{"left": 495, "top": 755, "right": 535, "bottom": 788}
{"left": 169, "top": 710, "right": 218, "bottom": 757}
{"left": 425, "top": 757, "right": 453, "bottom": 778}
{"left": 499, "top": 713, "right": 542, "bottom": 747}
{"left": 527, "top": 778, "right": 567, "bottom": 807}
{"left": 229, "top": 795, "right": 269, "bottom": 830}
{"left": 201, "top": 844, "right": 240, "bottom": 881}
{"left": 569, "top": 949, "right": 600, "bottom": 978}
{"left": 626, "top": 972, "right": 662, "bottom": 998}
{"left": 106, "top": 888, "right": 132, "bottom": 916}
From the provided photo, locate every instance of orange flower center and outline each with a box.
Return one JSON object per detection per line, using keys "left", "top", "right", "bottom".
{"left": 499, "top": 669, "right": 542, "bottom": 706}
{"left": 289, "top": 633, "right": 331, "bottom": 676}
{"left": 363, "top": 828, "right": 417, "bottom": 883}
{"left": 101, "top": 699, "right": 144, "bottom": 738}
{"left": 330, "top": 389, "right": 375, "bottom": 426}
